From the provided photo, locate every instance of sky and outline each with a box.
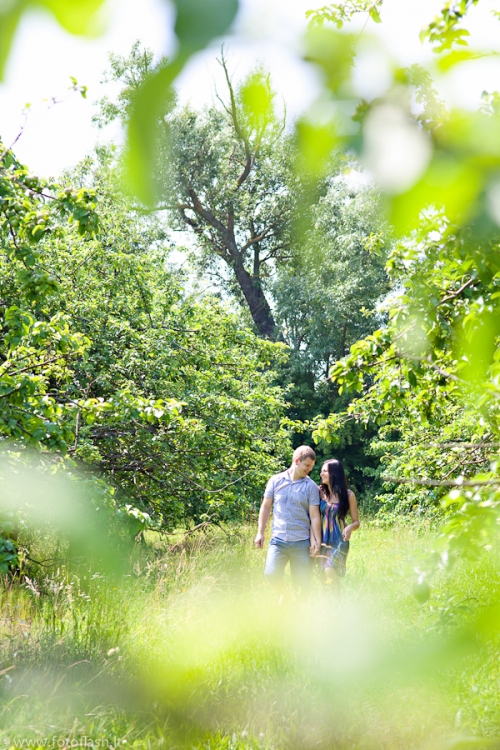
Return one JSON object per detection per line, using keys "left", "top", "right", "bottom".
{"left": 1, "top": 0, "right": 500, "bottom": 177}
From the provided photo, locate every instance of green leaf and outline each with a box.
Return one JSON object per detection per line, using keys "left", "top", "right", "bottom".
{"left": 0, "top": 0, "right": 107, "bottom": 80}
{"left": 455, "top": 305, "right": 500, "bottom": 390}
{"left": 437, "top": 49, "right": 490, "bottom": 72}
{"left": 390, "top": 158, "right": 482, "bottom": 235}
{"left": 304, "top": 27, "right": 355, "bottom": 94}
{"left": 37, "top": 0, "right": 107, "bottom": 35}
{"left": 295, "top": 119, "right": 339, "bottom": 177}
{"left": 125, "top": 61, "right": 181, "bottom": 205}
{"left": 412, "top": 580, "right": 430, "bottom": 603}
{"left": 0, "top": 7, "right": 22, "bottom": 82}
{"left": 125, "top": 0, "right": 239, "bottom": 204}
{"left": 173, "top": 0, "right": 238, "bottom": 54}
{"left": 240, "top": 72, "right": 274, "bottom": 130}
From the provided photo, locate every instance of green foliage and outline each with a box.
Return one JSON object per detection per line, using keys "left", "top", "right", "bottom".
{"left": 273, "top": 178, "right": 389, "bottom": 499}
{"left": 99, "top": 48, "right": 292, "bottom": 339}
{"left": 96, "top": 48, "right": 393, "bottom": 498}
{"left": 33, "top": 152, "right": 290, "bottom": 529}
{"left": 0, "top": 509, "right": 20, "bottom": 575}
{"left": 160, "top": 102, "right": 291, "bottom": 337}
{"left": 94, "top": 49, "right": 396, "bottom": 506}
{"left": 295, "top": 5, "right": 500, "bottom": 240}
{"left": 420, "top": 0, "right": 481, "bottom": 53}
{"left": 0, "top": 141, "right": 290, "bottom": 540}
{"left": 313, "top": 205, "right": 500, "bottom": 548}
{"left": 0, "top": 143, "right": 98, "bottom": 451}
{"left": 306, "top": 0, "right": 383, "bottom": 28}
{"left": 0, "top": 150, "right": 123, "bottom": 567}
{"left": 274, "top": 1, "right": 500, "bottom": 573}
{"left": 0, "top": 535, "right": 18, "bottom": 573}
{"left": 274, "top": 179, "right": 389, "bottom": 375}
{"left": 92, "top": 42, "right": 162, "bottom": 129}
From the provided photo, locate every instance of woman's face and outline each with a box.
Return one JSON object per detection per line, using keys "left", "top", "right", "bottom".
{"left": 320, "top": 463, "right": 330, "bottom": 484}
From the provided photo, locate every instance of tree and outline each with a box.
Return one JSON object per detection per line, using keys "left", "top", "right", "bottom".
{"left": 92, "top": 42, "right": 165, "bottom": 130}
{"left": 299, "top": 37, "right": 500, "bottom": 573}
{"left": 37, "top": 151, "right": 291, "bottom": 529}
{"left": 97, "top": 50, "right": 295, "bottom": 339}
{"left": 274, "top": 179, "right": 389, "bottom": 377}
{"left": 0, "top": 142, "right": 98, "bottom": 451}
{"left": 0, "top": 140, "right": 102, "bottom": 567}
{"left": 273, "top": 178, "right": 389, "bottom": 496}
{"left": 0, "top": 140, "right": 290, "bottom": 553}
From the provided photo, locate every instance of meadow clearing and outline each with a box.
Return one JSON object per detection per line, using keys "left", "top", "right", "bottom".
{"left": 1, "top": 520, "right": 499, "bottom": 750}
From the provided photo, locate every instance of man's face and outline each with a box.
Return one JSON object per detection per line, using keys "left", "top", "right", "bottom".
{"left": 295, "top": 457, "right": 315, "bottom": 478}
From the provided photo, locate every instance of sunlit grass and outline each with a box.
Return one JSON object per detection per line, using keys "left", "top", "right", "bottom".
{"left": 0, "top": 522, "right": 499, "bottom": 748}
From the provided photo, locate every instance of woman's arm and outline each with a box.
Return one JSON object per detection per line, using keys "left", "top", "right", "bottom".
{"left": 342, "top": 490, "right": 360, "bottom": 541}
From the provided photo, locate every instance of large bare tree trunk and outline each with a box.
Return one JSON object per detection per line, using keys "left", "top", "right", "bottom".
{"left": 233, "top": 259, "right": 277, "bottom": 339}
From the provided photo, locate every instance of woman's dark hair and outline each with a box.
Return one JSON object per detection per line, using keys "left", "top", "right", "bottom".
{"left": 320, "top": 459, "right": 349, "bottom": 521}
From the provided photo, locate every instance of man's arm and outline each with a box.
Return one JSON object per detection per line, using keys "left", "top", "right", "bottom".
{"left": 309, "top": 504, "right": 321, "bottom": 556}
{"left": 254, "top": 496, "right": 273, "bottom": 548}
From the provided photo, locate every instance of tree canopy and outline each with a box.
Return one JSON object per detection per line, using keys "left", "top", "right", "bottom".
{"left": 0, "top": 145, "right": 290, "bottom": 553}
{"left": 97, "top": 51, "right": 295, "bottom": 339}
{"left": 305, "top": 2, "right": 500, "bottom": 570}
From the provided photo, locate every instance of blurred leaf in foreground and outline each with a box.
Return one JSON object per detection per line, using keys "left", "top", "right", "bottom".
{"left": 126, "top": 0, "right": 239, "bottom": 204}
{"left": 0, "top": 455, "right": 131, "bottom": 575}
{"left": 0, "top": 0, "right": 107, "bottom": 80}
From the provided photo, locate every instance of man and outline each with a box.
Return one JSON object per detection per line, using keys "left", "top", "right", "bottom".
{"left": 254, "top": 445, "right": 321, "bottom": 595}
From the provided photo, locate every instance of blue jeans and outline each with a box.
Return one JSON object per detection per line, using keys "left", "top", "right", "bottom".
{"left": 264, "top": 537, "right": 312, "bottom": 593}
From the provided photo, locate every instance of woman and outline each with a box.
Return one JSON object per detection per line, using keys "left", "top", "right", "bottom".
{"left": 312, "top": 459, "right": 359, "bottom": 586}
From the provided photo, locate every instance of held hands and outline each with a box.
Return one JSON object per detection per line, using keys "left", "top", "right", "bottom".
{"left": 309, "top": 536, "right": 320, "bottom": 557}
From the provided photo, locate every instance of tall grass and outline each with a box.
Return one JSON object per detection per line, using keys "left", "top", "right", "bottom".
{"left": 1, "top": 522, "right": 499, "bottom": 749}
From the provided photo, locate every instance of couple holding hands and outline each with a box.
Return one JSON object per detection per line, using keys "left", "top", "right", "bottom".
{"left": 254, "top": 446, "right": 359, "bottom": 594}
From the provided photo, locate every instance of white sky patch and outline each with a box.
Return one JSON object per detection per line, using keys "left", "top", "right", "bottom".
{"left": 173, "top": 40, "right": 322, "bottom": 125}
{"left": 363, "top": 103, "right": 431, "bottom": 193}
{"left": 487, "top": 180, "right": 500, "bottom": 225}
{"left": 351, "top": 37, "right": 394, "bottom": 102}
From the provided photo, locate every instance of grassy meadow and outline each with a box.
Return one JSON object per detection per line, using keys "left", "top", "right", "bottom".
{"left": 0, "top": 520, "right": 500, "bottom": 749}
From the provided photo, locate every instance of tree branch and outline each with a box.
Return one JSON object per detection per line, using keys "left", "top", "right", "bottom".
{"left": 241, "top": 221, "right": 278, "bottom": 253}
{"left": 218, "top": 51, "right": 252, "bottom": 189}
{"left": 383, "top": 475, "right": 500, "bottom": 488}
{"left": 438, "top": 276, "right": 475, "bottom": 305}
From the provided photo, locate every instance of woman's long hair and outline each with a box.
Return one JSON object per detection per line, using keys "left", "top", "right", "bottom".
{"left": 320, "top": 459, "right": 349, "bottom": 522}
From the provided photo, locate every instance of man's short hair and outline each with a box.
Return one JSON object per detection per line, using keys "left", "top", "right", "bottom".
{"left": 293, "top": 445, "right": 316, "bottom": 463}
